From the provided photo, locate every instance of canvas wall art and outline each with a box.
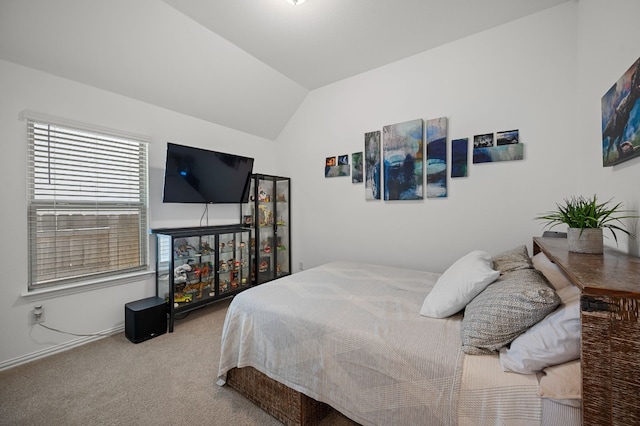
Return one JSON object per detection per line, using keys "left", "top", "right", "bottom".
{"left": 451, "top": 138, "right": 468, "bottom": 178}
{"left": 473, "top": 133, "right": 494, "bottom": 148}
{"left": 496, "top": 129, "right": 519, "bottom": 145}
{"left": 383, "top": 119, "right": 423, "bottom": 201}
{"left": 426, "top": 117, "right": 448, "bottom": 198}
{"left": 601, "top": 56, "right": 640, "bottom": 167}
{"left": 473, "top": 143, "right": 524, "bottom": 163}
{"left": 325, "top": 155, "right": 350, "bottom": 177}
{"left": 352, "top": 152, "right": 363, "bottom": 183}
{"left": 364, "top": 130, "right": 381, "bottom": 200}
{"left": 325, "top": 164, "right": 350, "bottom": 177}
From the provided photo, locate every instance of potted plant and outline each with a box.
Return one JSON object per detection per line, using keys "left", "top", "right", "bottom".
{"left": 535, "top": 195, "right": 638, "bottom": 254}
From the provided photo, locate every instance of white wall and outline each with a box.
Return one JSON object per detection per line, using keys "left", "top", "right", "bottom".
{"left": 0, "top": 59, "right": 278, "bottom": 368}
{"left": 3, "top": 0, "right": 640, "bottom": 368}
{"left": 279, "top": 2, "right": 583, "bottom": 273}
{"left": 574, "top": 0, "right": 640, "bottom": 256}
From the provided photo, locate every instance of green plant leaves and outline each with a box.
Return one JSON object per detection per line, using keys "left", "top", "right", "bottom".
{"left": 535, "top": 195, "right": 639, "bottom": 244}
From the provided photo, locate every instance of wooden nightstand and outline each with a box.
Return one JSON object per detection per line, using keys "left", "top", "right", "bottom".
{"left": 533, "top": 237, "right": 640, "bottom": 425}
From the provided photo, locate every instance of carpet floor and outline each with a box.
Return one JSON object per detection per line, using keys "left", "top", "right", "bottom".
{"left": 0, "top": 298, "right": 357, "bottom": 425}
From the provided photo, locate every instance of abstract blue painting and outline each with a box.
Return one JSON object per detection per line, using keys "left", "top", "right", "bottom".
{"left": 473, "top": 143, "right": 524, "bottom": 163}
{"left": 364, "top": 131, "right": 381, "bottom": 200}
{"left": 383, "top": 119, "right": 423, "bottom": 201}
{"left": 352, "top": 152, "right": 363, "bottom": 183}
{"left": 426, "top": 117, "right": 448, "bottom": 197}
{"left": 451, "top": 138, "right": 468, "bottom": 178}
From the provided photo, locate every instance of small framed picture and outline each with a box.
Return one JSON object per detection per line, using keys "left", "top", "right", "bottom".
{"left": 326, "top": 156, "right": 336, "bottom": 166}
{"left": 473, "top": 133, "right": 494, "bottom": 148}
{"left": 496, "top": 129, "right": 519, "bottom": 145}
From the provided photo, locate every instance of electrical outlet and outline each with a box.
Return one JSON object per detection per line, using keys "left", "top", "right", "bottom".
{"left": 31, "top": 305, "right": 45, "bottom": 325}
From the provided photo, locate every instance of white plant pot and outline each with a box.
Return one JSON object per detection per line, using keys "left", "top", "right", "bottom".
{"left": 567, "top": 228, "right": 603, "bottom": 254}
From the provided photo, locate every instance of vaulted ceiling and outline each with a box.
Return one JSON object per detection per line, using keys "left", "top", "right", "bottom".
{"left": 0, "top": 0, "right": 570, "bottom": 140}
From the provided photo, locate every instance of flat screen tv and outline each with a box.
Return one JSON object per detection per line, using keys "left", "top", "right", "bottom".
{"left": 162, "top": 142, "right": 254, "bottom": 204}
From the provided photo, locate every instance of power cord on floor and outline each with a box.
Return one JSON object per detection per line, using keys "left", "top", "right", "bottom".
{"left": 37, "top": 322, "right": 115, "bottom": 337}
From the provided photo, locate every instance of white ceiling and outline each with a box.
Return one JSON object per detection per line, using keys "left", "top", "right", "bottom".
{"left": 0, "top": 0, "right": 570, "bottom": 140}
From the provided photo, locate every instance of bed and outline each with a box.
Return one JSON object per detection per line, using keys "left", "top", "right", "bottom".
{"left": 217, "top": 245, "right": 582, "bottom": 425}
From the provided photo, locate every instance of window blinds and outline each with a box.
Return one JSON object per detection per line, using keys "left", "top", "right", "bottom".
{"left": 25, "top": 112, "right": 149, "bottom": 290}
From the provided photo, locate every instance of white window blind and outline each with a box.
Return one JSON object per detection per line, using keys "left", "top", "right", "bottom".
{"left": 25, "top": 112, "right": 149, "bottom": 290}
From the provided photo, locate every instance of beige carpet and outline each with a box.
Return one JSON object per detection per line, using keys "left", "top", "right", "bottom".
{"left": 0, "top": 298, "right": 357, "bottom": 425}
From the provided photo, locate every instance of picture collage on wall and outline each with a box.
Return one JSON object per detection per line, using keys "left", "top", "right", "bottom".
{"left": 325, "top": 117, "right": 523, "bottom": 201}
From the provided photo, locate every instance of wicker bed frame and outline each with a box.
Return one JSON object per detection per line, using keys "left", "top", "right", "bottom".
{"left": 227, "top": 366, "right": 331, "bottom": 426}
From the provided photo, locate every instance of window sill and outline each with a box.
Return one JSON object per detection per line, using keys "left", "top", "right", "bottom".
{"left": 21, "top": 270, "right": 155, "bottom": 300}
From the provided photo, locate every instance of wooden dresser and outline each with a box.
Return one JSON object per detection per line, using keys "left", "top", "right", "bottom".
{"left": 533, "top": 237, "right": 640, "bottom": 426}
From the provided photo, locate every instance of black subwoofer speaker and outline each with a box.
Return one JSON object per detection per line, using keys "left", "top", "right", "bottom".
{"left": 125, "top": 297, "right": 167, "bottom": 343}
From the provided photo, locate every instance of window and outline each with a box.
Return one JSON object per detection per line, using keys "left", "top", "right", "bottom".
{"left": 24, "top": 111, "right": 149, "bottom": 291}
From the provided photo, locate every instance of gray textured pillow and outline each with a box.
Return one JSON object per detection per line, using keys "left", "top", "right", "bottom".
{"left": 461, "top": 268, "right": 560, "bottom": 355}
{"left": 492, "top": 245, "right": 533, "bottom": 274}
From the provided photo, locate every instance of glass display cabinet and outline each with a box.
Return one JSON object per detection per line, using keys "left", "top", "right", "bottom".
{"left": 241, "top": 174, "right": 291, "bottom": 285}
{"left": 152, "top": 225, "right": 251, "bottom": 332}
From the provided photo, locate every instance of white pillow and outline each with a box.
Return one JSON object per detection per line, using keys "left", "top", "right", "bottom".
{"left": 532, "top": 252, "right": 573, "bottom": 291}
{"left": 499, "top": 293, "right": 580, "bottom": 374}
{"left": 420, "top": 250, "right": 499, "bottom": 318}
{"left": 556, "top": 284, "right": 581, "bottom": 304}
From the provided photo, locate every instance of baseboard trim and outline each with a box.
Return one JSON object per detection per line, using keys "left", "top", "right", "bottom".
{"left": 0, "top": 325, "right": 124, "bottom": 371}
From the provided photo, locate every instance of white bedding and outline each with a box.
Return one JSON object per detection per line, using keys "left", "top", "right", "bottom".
{"left": 217, "top": 262, "right": 552, "bottom": 425}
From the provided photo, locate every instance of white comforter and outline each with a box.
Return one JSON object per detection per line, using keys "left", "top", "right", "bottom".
{"left": 217, "top": 261, "right": 541, "bottom": 426}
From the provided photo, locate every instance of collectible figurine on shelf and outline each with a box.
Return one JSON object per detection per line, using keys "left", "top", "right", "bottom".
{"left": 258, "top": 187, "right": 270, "bottom": 202}
{"left": 219, "top": 260, "right": 228, "bottom": 272}
{"left": 183, "top": 280, "right": 205, "bottom": 299}
{"left": 174, "top": 239, "right": 195, "bottom": 257}
{"left": 199, "top": 240, "right": 212, "bottom": 254}
{"left": 172, "top": 292, "right": 193, "bottom": 307}
{"left": 200, "top": 262, "right": 211, "bottom": 279}
{"left": 174, "top": 264, "right": 192, "bottom": 284}
{"left": 277, "top": 237, "right": 286, "bottom": 250}
{"left": 276, "top": 192, "right": 287, "bottom": 202}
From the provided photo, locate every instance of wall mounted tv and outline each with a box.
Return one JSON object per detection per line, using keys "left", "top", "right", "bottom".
{"left": 162, "top": 142, "right": 254, "bottom": 204}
